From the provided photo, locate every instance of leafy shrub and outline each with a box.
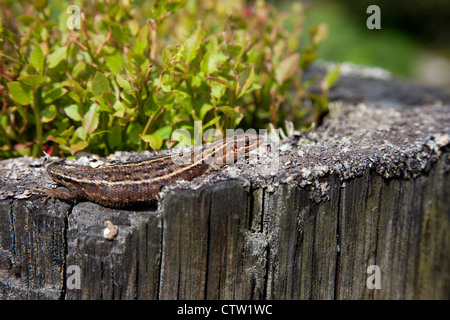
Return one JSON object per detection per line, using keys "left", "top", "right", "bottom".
{"left": 0, "top": 0, "right": 335, "bottom": 158}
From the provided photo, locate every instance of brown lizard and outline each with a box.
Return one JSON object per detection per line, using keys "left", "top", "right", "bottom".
{"left": 40, "top": 134, "right": 263, "bottom": 208}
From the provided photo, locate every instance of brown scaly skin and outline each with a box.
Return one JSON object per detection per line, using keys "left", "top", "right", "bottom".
{"left": 42, "top": 135, "right": 264, "bottom": 208}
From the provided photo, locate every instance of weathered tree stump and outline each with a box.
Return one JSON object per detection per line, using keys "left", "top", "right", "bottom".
{"left": 1, "top": 64, "right": 449, "bottom": 299}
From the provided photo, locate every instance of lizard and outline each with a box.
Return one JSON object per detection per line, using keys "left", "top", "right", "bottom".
{"left": 39, "top": 134, "right": 264, "bottom": 208}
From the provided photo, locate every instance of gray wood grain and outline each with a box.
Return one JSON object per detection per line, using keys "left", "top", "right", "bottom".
{"left": 0, "top": 65, "right": 449, "bottom": 299}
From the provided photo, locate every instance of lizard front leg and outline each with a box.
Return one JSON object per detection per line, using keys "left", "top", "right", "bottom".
{"left": 31, "top": 186, "right": 86, "bottom": 204}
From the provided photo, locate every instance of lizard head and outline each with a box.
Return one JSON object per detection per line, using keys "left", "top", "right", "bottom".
{"left": 203, "top": 134, "right": 264, "bottom": 167}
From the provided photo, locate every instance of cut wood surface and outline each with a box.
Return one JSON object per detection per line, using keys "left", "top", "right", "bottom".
{"left": 1, "top": 64, "right": 449, "bottom": 299}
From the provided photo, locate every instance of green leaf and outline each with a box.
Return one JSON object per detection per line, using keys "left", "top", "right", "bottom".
{"left": 173, "top": 90, "right": 192, "bottom": 113}
{"left": 108, "top": 122, "right": 122, "bottom": 149}
{"left": 160, "top": 74, "right": 172, "bottom": 92}
{"left": 217, "top": 105, "right": 244, "bottom": 127}
{"left": 321, "top": 64, "right": 341, "bottom": 92}
{"left": 152, "top": 126, "right": 172, "bottom": 140}
{"left": 32, "top": 0, "right": 47, "bottom": 11}
{"left": 238, "top": 66, "right": 254, "bottom": 98}
{"left": 130, "top": 52, "right": 146, "bottom": 66}
{"left": 299, "top": 46, "right": 317, "bottom": 70}
{"left": 311, "top": 23, "right": 329, "bottom": 46}
{"left": 207, "top": 77, "right": 234, "bottom": 90}
{"left": 106, "top": 51, "right": 123, "bottom": 74}
{"left": 121, "top": 91, "right": 135, "bottom": 105}
{"left": 190, "top": 74, "right": 202, "bottom": 88}
{"left": 233, "top": 42, "right": 248, "bottom": 69}
{"left": 233, "top": 112, "right": 244, "bottom": 127}
{"left": 46, "top": 135, "right": 68, "bottom": 146}
{"left": 116, "top": 74, "right": 131, "bottom": 92}
{"left": 171, "top": 129, "right": 192, "bottom": 147}
{"left": 246, "top": 45, "right": 262, "bottom": 66}
{"left": 126, "top": 122, "right": 143, "bottom": 145}
{"left": 1, "top": 25, "right": 14, "bottom": 44}
{"left": 59, "top": 126, "right": 75, "bottom": 138}
{"left": 200, "top": 37, "right": 218, "bottom": 74}
{"left": 43, "top": 87, "right": 67, "bottom": 103}
{"left": 66, "top": 141, "right": 89, "bottom": 155}
{"left": 133, "top": 66, "right": 152, "bottom": 87}
{"left": 47, "top": 46, "right": 67, "bottom": 69}
{"left": 15, "top": 144, "right": 32, "bottom": 156}
{"left": 140, "top": 134, "right": 163, "bottom": 150}
{"left": 199, "top": 103, "right": 214, "bottom": 120}
{"left": 92, "top": 72, "right": 110, "bottom": 97}
{"left": 142, "top": 95, "right": 158, "bottom": 117}
{"left": 101, "top": 91, "right": 116, "bottom": 107}
{"left": 202, "top": 116, "right": 220, "bottom": 129}
{"left": 133, "top": 25, "right": 149, "bottom": 55}
{"left": 83, "top": 104, "right": 100, "bottom": 133}
{"left": 183, "top": 25, "right": 202, "bottom": 63}
{"left": 151, "top": 0, "right": 186, "bottom": 20}
{"left": 8, "top": 82, "right": 32, "bottom": 105}
{"left": 64, "top": 104, "right": 82, "bottom": 121}
{"left": 211, "top": 81, "right": 226, "bottom": 99}
{"left": 29, "top": 42, "right": 44, "bottom": 74}
{"left": 218, "top": 106, "right": 239, "bottom": 116}
{"left": 275, "top": 53, "right": 300, "bottom": 85}
{"left": 41, "top": 104, "right": 57, "bottom": 123}
{"left": 17, "top": 15, "right": 36, "bottom": 26}
{"left": 112, "top": 100, "right": 126, "bottom": 117}
{"left": 72, "top": 61, "right": 86, "bottom": 79}
{"left": 74, "top": 126, "right": 88, "bottom": 141}
{"left": 18, "top": 75, "right": 46, "bottom": 88}
{"left": 201, "top": 52, "right": 217, "bottom": 75}
{"left": 155, "top": 91, "right": 175, "bottom": 105}
{"left": 68, "top": 91, "right": 81, "bottom": 104}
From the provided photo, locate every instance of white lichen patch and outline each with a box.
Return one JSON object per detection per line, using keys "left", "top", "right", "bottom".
{"left": 433, "top": 133, "right": 450, "bottom": 148}
{"left": 312, "top": 165, "right": 329, "bottom": 176}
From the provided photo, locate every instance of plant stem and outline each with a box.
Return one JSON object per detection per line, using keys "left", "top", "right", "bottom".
{"left": 140, "top": 105, "right": 164, "bottom": 150}
{"left": 32, "top": 88, "right": 43, "bottom": 157}
{"left": 149, "top": 19, "right": 157, "bottom": 61}
{"left": 142, "top": 105, "right": 164, "bottom": 135}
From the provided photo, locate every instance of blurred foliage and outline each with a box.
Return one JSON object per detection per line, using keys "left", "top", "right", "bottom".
{"left": 330, "top": 0, "right": 450, "bottom": 47}
{"left": 298, "top": 1, "right": 421, "bottom": 77}
{"left": 0, "top": 0, "right": 336, "bottom": 159}
{"left": 296, "top": 0, "right": 450, "bottom": 79}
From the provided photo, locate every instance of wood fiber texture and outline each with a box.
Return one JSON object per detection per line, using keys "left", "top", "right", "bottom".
{"left": 0, "top": 64, "right": 449, "bottom": 299}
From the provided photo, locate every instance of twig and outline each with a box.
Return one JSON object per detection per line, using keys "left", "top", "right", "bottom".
{"left": 69, "top": 29, "right": 88, "bottom": 51}
{"left": 95, "top": 29, "right": 112, "bottom": 56}
{"left": 149, "top": 19, "right": 157, "bottom": 61}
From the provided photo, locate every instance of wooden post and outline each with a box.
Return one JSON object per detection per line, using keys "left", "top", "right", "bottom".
{"left": 1, "top": 65, "right": 449, "bottom": 299}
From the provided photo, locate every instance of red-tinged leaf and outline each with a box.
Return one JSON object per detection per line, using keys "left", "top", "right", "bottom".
{"left": 66, "top": 141, "right": 89, "bottom": 155}
{"left": 43, "top": 144, "right": 53, "bottom": 155}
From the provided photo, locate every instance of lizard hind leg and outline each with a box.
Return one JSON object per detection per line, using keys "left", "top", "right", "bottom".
{"left": 35, "top": 187, "right": 85, "bottom": 205}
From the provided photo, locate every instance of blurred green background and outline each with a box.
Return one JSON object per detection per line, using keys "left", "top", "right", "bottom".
{"left": 282, "top": 0, "right": 450, "bottom": 89}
